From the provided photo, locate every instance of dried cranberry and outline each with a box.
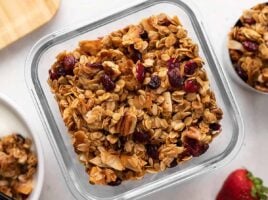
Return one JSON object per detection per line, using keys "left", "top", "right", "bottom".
{"left": 133, "top": 131, "right": 150, "bottom": 143}
{"left": 209, "top": 123, "right": 221, "bottom": 131}
{"left": 49, "top": 69, "right": 58, "bottom": 80}
{"left": 168, "top": 68, "right": 184, "bottom": 88}
{"left": 140, "top": 31, "right": 149, "bottom": 40}
{"left": 146, "top": 144, "right": 159, "bottom": 159}
{"left": 184, "top": 138, "right": 209, "bottom": 157}
{"left": 184, "top": 61, "right": 198, "bottom": 75}
{"left": 169, "top": 159, "right": 177, "bottom": 168}
{"left": 87, "top": 62, "right": 103, "bottom": 68}
{"left": 62, "top": 55, "right": 76, "bottom": 71}
{"left": 136, "top": 63, "right": 145, "bottom": 83}
{"left": 242, "top": 41, "right": 258, "bottom": 52}
{"left": 244, "top": 18, "right": 256, "bottom": 25}
{"left": 235, "top": 65, "right": 248, "bottom": 82}
{"left": 148, "top": 75, "right": 161, "bottom": 89}
{"left": 167, "top": 59, "right": 184, "bottom": 87}
{"left": 101, "top": 74, "right": 115, "bottom": 91}
{"left": 131, "top": 48, "right": 142, "bottom": 63}
{"left": 183, "top": 79, "right": 200, "bottom": 93}
{"left": 108, "top": 178, "right": 122, "bottom": 186}
{"left": 57, "top": 66, "right": 67, "bottom": 77}
{"left": 178, "top": 150, "right": 192, "bottom": 160}
{"left": 49, "top": 64, "right": 74, "bottom": 80}
{"left": 167, "top": 58, "right": 180, "bottom": 70}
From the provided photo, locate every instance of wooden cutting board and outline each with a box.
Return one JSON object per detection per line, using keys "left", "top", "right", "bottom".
{"left": 0, "top": 0, "right": 60, "bottom": 49}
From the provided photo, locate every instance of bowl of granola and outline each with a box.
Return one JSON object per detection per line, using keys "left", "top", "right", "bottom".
{"left": 25, "top": 0, "right": 243, "bottom": 199}
{"left": 227, "top": 3, "right": 268, "bottom": 94}
{"left": 0, "top": 93, "right": 44, "bottom": 200}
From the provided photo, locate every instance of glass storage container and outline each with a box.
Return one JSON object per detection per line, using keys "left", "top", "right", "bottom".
{"left": 25, "top": 0, "right": 244, "bottom": 199}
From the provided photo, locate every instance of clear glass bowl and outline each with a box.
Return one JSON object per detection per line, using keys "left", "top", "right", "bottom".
{"left": 25, "top": 0, "right": 244, "bottom": 199}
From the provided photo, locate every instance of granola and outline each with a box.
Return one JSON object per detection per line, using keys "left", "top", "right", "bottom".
{"left": 0, "top": 134, "right": 37, "bottom": 199}
{"left": 48, "top": 13, "right": 223, "bottom": 186}
{"left": 228, "top": 3, "right": 268, "bottom": 92}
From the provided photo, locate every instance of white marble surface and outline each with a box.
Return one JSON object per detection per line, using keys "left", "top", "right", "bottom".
{"left": 0, "top": 0, "right": 267, "bottom": 199}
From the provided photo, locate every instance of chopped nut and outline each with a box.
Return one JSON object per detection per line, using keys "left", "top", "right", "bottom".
{"left": 182, "top": 127, "right": 202, "bottom": 141}
{"left": 162, "top": 92, "right": 172, "bottom": 113}
{"left": 103, "top": 61, "right": 121, "bottom": 79}
{"left": 99, "top": 148, "right": 124, "bottom": 171}
{"left": 143, "top": 58, "right": 154, "bottom": 67}
{"left": 228, "top": 40, "right": 244, "bottom": 51}
{"left": 122, "top": 26, "right": 142, "bottom": 46}
{"left": 203, "top": 109, "right": 217, "bottom": 123}
{"left": 79, "top": 40, "right": 102, "bottom": 55}
{"left": 241, "top": 27, "right": 261, "bottom": 41}
{"left": 14, "top": 180, "right": 33, "bottom": 195}
{"left": 121, "top": 155, "right": 146, "bottom": 172}
{"left": 116, "top": 112, "right": 137, "bottom": 136}
{"left": 259, "top": 43, "right": 268, "bottom": 59}
{"left": 106, "top": 135, "right": 118, "bottom": 144}
{"left": 89, "top": 156, "right": 107, "bottom": 167}
{"left": 89, "top": 166, "right": 106, "bottom": 185}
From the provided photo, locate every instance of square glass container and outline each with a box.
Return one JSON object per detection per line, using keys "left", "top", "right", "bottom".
{"left": 25, "top": 0, "right": 244, "bottom": 199}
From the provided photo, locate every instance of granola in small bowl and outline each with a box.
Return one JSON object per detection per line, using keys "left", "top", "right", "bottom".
{"left": 228, "top": 3, "right": 268, "bottom": 93}
{"left": 0, "top": 134, "right": 37, "bottom": 200}
{"left": 48, "top": 13, "right": 223, "bottom": 186}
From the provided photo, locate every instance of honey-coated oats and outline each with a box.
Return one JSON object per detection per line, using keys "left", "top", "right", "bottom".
{"left": 48, "top": 14, "right": 222, "bottom": 186}
{"left": 0, "top": 134, "right": 37, "bottom": 199}
{"left": 228, "top": 3, "right": 268, "bottom": 92}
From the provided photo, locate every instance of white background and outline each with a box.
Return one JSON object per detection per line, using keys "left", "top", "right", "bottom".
{"left": 0, "top": 0, "right": 267, "bottom": 199}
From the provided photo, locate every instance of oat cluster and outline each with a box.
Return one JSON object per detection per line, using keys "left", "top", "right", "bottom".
{"left": 48, "top": 14, "right": 222, "bottom": 186}
{"left": 229, "top": 3, "right": 268, "bottom": 92}
{"left": 0, "top": 134, "right": 37, "bottom": 199}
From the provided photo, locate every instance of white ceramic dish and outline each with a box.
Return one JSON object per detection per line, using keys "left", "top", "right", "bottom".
{"left": 224, "top": 31, "right": 268, "bottom": 95}
{"left": 0, "top": 93, "right": 44, "bottom": 200}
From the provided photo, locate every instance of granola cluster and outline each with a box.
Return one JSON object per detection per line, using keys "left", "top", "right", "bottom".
{"left": 228, "top": 3, "right": 268, "bottom": 92}
{"left": 48, "top": 14, "right": 223, "bottom": 186}
{"left": 0, "top": 134, "right": 37, "bottom": 199}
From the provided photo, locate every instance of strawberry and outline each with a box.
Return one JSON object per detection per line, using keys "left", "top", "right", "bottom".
{"left": 216, "top": 169, "right": 268, "bottom": 200}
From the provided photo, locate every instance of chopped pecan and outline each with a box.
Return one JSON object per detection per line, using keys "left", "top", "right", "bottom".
{"left": 99, "top": 147, "right": 124, "bottom": 171}
{"left": 115, "top": 112, "right": 137, "bottom": 136}
{"left": 121, "top": 155, "right": 146, "bottom": 172}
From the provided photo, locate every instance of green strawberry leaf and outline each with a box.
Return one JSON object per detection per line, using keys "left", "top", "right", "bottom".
{"left": 247, "top": 170, "right": 268, "bottom": 200}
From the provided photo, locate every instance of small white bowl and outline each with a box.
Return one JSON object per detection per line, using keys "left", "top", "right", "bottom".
{"left": 224, "top": 36, "right": 268, "bottom": 95}
{"left": 0, "top": 93, "right": 44, "bottom": 200}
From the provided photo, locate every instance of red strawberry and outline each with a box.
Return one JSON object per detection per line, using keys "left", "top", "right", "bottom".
{"left": 216, "top": 169, "right": 268, "bottom": 200}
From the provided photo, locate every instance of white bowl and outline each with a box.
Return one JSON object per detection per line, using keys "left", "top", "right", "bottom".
{"left": 0, "top": 93, "right": 44, "bottom": 200}
{"left": 224, "top": 36, "right": 268, "bottom": 95}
